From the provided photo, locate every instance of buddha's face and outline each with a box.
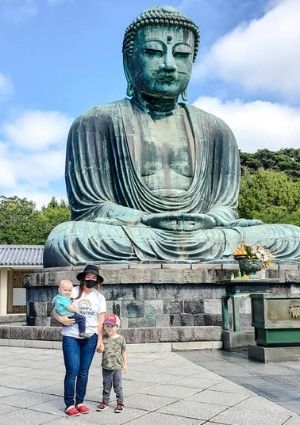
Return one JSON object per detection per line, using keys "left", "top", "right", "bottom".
{"left": 128, "top": 25, "right": 194, "bottom": 99}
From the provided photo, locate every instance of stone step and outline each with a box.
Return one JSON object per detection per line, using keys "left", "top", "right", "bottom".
{"left": 0, "top": 314, "right": 26, "bottom": 324}
{"left": 0, "top": 325, "right": 222, "bottom": 344}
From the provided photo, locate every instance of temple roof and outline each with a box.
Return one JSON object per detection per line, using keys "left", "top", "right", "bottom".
{"left": 0, "top": 245, "right": 44, "bottom": 266}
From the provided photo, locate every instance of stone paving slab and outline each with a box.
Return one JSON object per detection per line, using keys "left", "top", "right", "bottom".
{"left": 186, "top": 388, "right": 249, "bottom": 406}
{"left": 0, "top": 409, "right": 59, "bottom": 425}
{"left": 157, "top": 399, "right": 228, "bottom": 420}
{"left": 180, "top": 348, "right": 300, "bottom": 416}
{"left": 0, "top": 345, "right": 298, "bottom": 425}
{"left": 285, "top": 417, "right": 300, "bottom": 425}
{"left": 209, "top": 381, "right": 255, "bottom": 395}
{"left": 124, "top": 411, "right": 204, "bottom": 424}
{"left": 1, "top": 391, "right": 61, "bottom": 409}
{"left": 235, "top": 395, "right": 296, "bottom": 415}
{"left": 212, "top": 406, "right": 292, "bottom": 425}
{"left": 125, "top": 392, "right": 178, "bottom": 411}
{"left": 138, "top": 383, "right": 200, "bottom": 398}
{"left": 24, "top": 395, "right": 66, "bottom": 416}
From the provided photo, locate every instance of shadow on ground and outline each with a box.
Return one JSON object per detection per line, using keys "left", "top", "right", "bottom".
{"left": 179, "top": 348, "right": 300, "bottom": 415}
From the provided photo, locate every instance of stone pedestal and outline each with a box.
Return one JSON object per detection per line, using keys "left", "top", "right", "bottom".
{"left": 15, "top": 261, "right": 300, "bottom": 344}
{"left": 222, "top": 330, "right": 255, "bottom": 352}
{"left": 248, "top": 344, "right": 300, "bottom": 362}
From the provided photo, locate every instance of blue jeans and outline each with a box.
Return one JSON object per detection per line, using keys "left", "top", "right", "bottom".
{"left": 71, "top": 313, "right": 86, "bottom": 333}
{"left": 62, "top": 334, "right": 97, "bottom": 408}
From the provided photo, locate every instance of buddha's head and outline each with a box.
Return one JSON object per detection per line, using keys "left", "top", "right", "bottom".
{"left": 123, "top": 6, "right": 200, "bottom": 101}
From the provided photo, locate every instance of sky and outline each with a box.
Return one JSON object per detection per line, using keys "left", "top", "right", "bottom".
{"left": 0, "top": 0, "right": 299, "bottom": 208}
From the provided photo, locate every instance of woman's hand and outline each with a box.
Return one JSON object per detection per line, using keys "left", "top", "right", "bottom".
{"left": 60, "top": 316, "right": 76, "bottom": 326}
{"left": 141, "top": 212, "right": 216, "bottom": 231}
{"left": 52, "top": 309, "right": 75, "bottom": 326}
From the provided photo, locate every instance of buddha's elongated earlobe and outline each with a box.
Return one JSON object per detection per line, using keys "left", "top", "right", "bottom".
{"left": 123, "top": 54, "right": 134, "bottom": 98}
{"left": 126, "top": 81, "right": 134, "bottom": 97}
{"left": 181, "top": 90, "right": 188, "bottom": 102}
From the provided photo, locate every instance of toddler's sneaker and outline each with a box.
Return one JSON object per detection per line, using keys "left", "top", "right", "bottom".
{"left": 79, "top": 332, "right": 90, "bottom": 338}
{"left": 115, "top": 403, "right": 124, "bottom": 413}
{"left": 97, "top": 401, "right": 109, "bottom": 411}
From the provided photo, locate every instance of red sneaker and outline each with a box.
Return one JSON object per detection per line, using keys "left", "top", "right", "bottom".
{"left": 115, "top": 403, "right": 124, "bottom": 413}
{"left": 65, "top": 406, "right": 80, "bottom": 416}
{"left": 97, "top": 400, "right": 109, "bottom": 411}
{"left": 75, "top": 404, "right": 90, "bottom": 414}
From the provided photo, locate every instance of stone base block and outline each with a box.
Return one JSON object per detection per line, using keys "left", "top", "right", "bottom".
{"left": 248, "top": 344, "right": 300, "bottom": 363}
{"left": 0, "top": 338, "right": 62, "bottom": 350}
{"left": 0, "top": 314, "right": 26, "bottom": 325}
{"left": 123, "top": 325, "right": 222, "bottom": 343}
{"left": 222, "top": 330, "right": 255, "bottom": 351}
{"left": 0, "top": 325, "right": 222, "bottom": 344}
{"left": 172, "top": 341, "right": 222, "bottom": 351}
{"left": 0, "top": 325, "right": 62, "bottom": 341}
{"left": 0, "top": 339, "right": 223, "bottom": 352}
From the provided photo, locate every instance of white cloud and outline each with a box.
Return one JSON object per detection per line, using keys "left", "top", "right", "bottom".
{"left": 0, "top": 0, "right": 70, "bottom": 23}
{"left": 0, "top": 142, "right": 16, "bottom": 188}
{"left": 14, "top": 150, "right": 66, "bottom": 185}
{"left": 193, "top": 96, "right": 300, "bottom": 152}
{"left": 195, "top": 0, "right": 300, "bottom": 100}
{"left": 3, "top": 110, "right": 72, "bottom": 150}
{"left": 0, "top": 109, "right": 72, "bottom": 208}
{"left": 0, "top": 0, "right": 38, "bottom": 23}
{"left": 0, "top": 73, "right": 13, "bottom": 97}
{"left": 4, "top": 189, "right": 67, "bottom": 210}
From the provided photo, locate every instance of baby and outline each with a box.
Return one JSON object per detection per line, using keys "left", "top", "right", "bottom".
{"left": 53, "top": 279, "right": 89, "bottom": 339}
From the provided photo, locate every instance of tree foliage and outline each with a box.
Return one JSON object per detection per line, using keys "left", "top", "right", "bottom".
{"left": 238, "top": 169, "right": 300, "bottom": 226}
{"left": 240, "top": 148, "right": 300, "bottom": 180}
{"left": 0, "top": 196, "right": 71, "bottom": 245}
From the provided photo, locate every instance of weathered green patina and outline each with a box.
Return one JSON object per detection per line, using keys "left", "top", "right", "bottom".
{"left": 251, "top": 294, "right": 300, "bottom": 346}
{"left": 44, "top": 6, "right": 300, "bottom": 267}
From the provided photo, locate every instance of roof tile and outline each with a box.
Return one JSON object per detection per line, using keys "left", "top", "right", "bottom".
{"left": 0, "top": 245, "right": 44, "bottom": 266}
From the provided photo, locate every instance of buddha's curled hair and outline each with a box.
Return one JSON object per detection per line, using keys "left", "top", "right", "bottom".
{"left": 122, "top": 6, "right": 200, "bottom": 62}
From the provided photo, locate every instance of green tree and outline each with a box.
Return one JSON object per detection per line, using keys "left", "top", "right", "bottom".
{"left": 0, "top": 196, "right": 44, "bottom": 244}
{"left": 240, "top": 148, "right": 300, "bottom": 179}
{"left": 39, "top": 197, "right": 71, "bottom": 241}
{"left": 0, "top": 196, "right": 71, "bottom": 245}
{"left": 238, "top": 169, "right": 300, "bottom": 226}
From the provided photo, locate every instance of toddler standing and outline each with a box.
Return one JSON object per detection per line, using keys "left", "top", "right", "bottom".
{"left": 53, "top": 279, "right": 89, "bottom": 339}
{"left": 97, "top": 314, "right": 127, "bottom": 413}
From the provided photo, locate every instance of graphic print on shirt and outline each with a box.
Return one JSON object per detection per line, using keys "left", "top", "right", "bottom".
{"left": 77, "top": 299, "right": 95, "bottom": 317}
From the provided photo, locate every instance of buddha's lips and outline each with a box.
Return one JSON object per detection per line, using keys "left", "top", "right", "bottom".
{"left": 156, "top": 74, "right": 176, "bottom": 84}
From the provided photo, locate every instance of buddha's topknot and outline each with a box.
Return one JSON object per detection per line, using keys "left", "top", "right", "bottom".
{"left": 123, "top": 6, "right": 200, "bottom": 62}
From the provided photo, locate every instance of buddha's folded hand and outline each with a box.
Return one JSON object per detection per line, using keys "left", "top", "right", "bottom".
{"left": 141, "top": 212, "right": 216, "bottom": 231}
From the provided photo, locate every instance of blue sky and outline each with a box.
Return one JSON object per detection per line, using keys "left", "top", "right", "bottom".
{"left": 0, "top": 0, "right": 299, "bottom": 207}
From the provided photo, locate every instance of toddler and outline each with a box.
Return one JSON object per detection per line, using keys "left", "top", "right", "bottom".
{"left": 53, "top": 279, "right": 89, "bottom": 339}
{"left": 97, "top": 314, "right": 127, "bottom": 413}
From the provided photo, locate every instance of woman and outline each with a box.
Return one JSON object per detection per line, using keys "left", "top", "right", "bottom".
{"left": 55, "top": 264, "right": 106, "bottom": 416}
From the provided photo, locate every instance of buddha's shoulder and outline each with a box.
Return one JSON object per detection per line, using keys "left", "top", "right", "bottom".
{"left": 186, "top": 103, "right": 232, "bottom": 131}
{"left": 71, "top": 99, "right": 129, "bottom": 127}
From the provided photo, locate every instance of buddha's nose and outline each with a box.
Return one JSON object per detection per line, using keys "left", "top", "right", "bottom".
{"left": 162, "top": 51, "right": 177, "bottom": 71}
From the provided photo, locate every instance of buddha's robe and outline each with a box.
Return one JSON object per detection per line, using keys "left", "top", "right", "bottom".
{"left": 43, "top": 99, "right": 300, "bottom": 266}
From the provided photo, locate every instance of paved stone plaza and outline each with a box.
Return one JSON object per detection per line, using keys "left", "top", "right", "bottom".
{"left": 0, "top": 342, "right": 300, "bottom": 424}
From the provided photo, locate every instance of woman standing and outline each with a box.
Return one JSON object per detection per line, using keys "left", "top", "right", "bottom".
{"left": 55, "top": 264, "right": 106, "bottom": 416}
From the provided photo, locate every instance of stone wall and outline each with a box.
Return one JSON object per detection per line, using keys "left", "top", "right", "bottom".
{"left": 17, "top": 261, "right": 300, "bottom": 343}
